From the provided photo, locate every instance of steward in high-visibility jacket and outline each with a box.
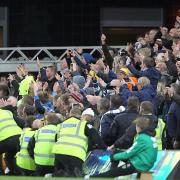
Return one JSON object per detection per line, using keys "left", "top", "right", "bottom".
{"left": 16, "top": 128, "right": 36, "bottom": 172}
{"left": 155, "top": 118, "right": 165, "bottom": 150}
{"left": 52, "top": 115, "right": 106, "bottom": 176}
{"left": 27, "top": 113, "right": 62, "bottom": 176}
{"left": 52, "top": 117, "right": 88, "bottom": 161}
{"left": 34, "top": 125, "right": 57, "bottom": 166}
{"left": 0, "top": 109, "right": 22, "bottom": 174}
{"left": 0, "top": 109, "right": 22, "bottom": 141}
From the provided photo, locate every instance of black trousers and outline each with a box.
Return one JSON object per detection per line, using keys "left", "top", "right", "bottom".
{"left": 0, "top": 135, "right": 20, "bottom": 174}
{"left": 54, "top": 154, "right": 83, "bottom": 177}
{"left": 35, "top": 164, "right": 54, "bottom": 176}
{"left": 92, "top": 162, "right": 137, "bottom": 178}
{"left": 18, "top": 167, "right": 34, "bottom": 176}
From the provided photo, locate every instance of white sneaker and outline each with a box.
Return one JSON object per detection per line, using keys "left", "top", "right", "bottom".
{"left": 44, "top": 173, "right": 53, "bottom": 178}
{"left": 84, "top": 175, "right": 90, "bottom": 179}
{"left": 5, "top": 167, "right": 10, "bottom": 174}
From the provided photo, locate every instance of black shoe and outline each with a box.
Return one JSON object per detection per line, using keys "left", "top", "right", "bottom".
{"left": 74, "top": 167, "right": 83, "bottom": 177}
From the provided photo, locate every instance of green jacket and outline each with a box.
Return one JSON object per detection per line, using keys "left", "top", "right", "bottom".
{"left": 113, "top": 133, "right": 157, "bottom": 172}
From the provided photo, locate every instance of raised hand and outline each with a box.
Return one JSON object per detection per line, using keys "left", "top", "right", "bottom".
{"left": 84, "top": 75, "right": 92, "bottom": 89}
{"left": 8, "top": 74, "right": 14, "bottom": 82}
{"left": 16, "top": 65, "right": 23, "bottom": 79}
{"left": 98, "top": 78, "right": 107, "bottom": 88}
{"left": 163, "top": 50, "right": 169, "bottom": 62}
{"left": 33, "top": 82, "right": 39, "bottom": 95}
{"left": 36, "top": 81, "right": 43, "bottom": 90}
{"left": 114, "top": 86, "right": 120, "bottom": 94}
{"left": 53, "top": 82, "right": 60, "bottom": 93}
{"left": 72, "top": 62, "right": 78, "bottom": 72}
{"left": 42, "top": 82, "right": 48, "bottom": 92}
{"left": 0, "top": 98, "right": 7, "bottom": 107}
{"left": 55, "top": 73, "right": 61, "bottom": 81}
{"left": 160, "top": 26, "right": 168, "bottom": 37}
{"left": 36, "top": 57, "right": 42, "bottom": 69}
{"left": 126, "top": 42, "right": 133, "bottom": 53}
{"left": 90, "top": 64, "right": 98, "bottom": 73}
{"left": 107, "top": 144, "right": 115, "bottom": 151}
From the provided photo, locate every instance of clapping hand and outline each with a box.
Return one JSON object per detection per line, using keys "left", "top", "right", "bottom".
{"left": 8, "top": 74, "right": 14, "bottom": 82}
{"left": 42, "top": 82, "right": 48, "bottom": 92}
{"left": 0, "top": 98, "right": 9, "bottom": 107}
{"left": 55, "top": 73, "right": 61, "bottom": 81}
{"left": 53, "top": 82, "right": 60, "bottom": 93}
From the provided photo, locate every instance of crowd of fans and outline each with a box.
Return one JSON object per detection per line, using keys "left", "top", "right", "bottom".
{"left": 0, "top": 16, "right": 180, "bottom": 178}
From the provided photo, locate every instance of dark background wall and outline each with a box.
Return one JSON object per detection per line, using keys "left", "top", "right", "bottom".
{"left": 0, "top": 0, "right": 179, "bottom": 47}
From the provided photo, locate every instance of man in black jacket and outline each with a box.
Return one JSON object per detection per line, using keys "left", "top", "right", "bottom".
{"left": 109, "top": 96, "right": 139, "bottom": 145}
{"left": 98, "top": 95, "right": 125, "bottom": 146}
{"left": 108, "top": 101, "right": 157, "bottom": 150}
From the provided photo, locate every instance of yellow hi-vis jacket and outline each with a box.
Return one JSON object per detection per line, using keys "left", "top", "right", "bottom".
{"left": 34, "top": 124, "right": 57, "bottom": 166}
{"left": 0, "top": 109, "right": 22, "bottom": 141}
{"left": 155, "top": 118, "right": 165, "bottom": 150}
{"left": 16, "top": 128, "right": 36, "bottom": 171}
{"left": 52, "top": 117, "right": 88, "bottom": 161}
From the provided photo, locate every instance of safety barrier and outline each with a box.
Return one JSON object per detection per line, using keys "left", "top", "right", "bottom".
{"left": 0, "top": 46, "right": 125, "bottom": 72}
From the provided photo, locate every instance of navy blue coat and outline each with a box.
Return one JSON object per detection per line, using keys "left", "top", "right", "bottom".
{"left": 109, "top": 110, "right": 139, "bottom": 144}
{"left": 167, "top": 101, "right": 180, "bottom": 141}
{"left": 120, "top": 84, "right": 156, "bottom": 104}
{"left": 127, "top": 64, "right": 161, "bottom": 90}
{"left": 99, "top": 107, "right": 125, "bottom": 146}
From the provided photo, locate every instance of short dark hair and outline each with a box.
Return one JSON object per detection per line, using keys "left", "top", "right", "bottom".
{"left": 47, "top": 113, "right": 62, "bottom": 125}
{"left": 142, "top": 57, "right": 155, "bottom": 68}
{"left": 140, "top": 101, "right": 153, "bottom": 114}
{"left": 70, "top": 107, "right": 82, "bottom": 119}
{"left": 38, "top": 91, "right": 49, "bottom": 104}
{"left": 60, "top": 93, "right": 71, "bottom": 106}
{"left": 127, "top": 96, "right": 139, "bottom": 111}
{"left": 97, "top": 97, "right": 110, "bottom": 112}
{"left": 47, "top": 65, "right": 57, "bottom": 73}
{"left": 22, "top": 95, "right": 34, "bottom": 106}
{"left": 25, "top": 115, "right": 36, "bottom": 128}
{"left": 0, "top": 84, "right": 9, "bottom": 97}
{"left": 23, "top": 104, "right": 36, "bottom": 116}
{"left": 110, "top": 95, "right": 123, "bottom": 108}
{"left": 134, "top": 116, "right": 150, "bottom": 131}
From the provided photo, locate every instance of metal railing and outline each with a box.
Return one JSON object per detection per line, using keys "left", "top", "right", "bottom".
{"left": 0, "top": 46, "right": 125, "bottom": 72}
